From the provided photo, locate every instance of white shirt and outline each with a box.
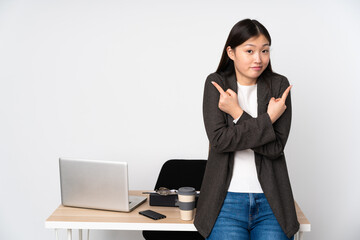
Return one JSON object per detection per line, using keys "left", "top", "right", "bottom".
{"left": 227, "top": 82, "right": 263, "bottom": 193}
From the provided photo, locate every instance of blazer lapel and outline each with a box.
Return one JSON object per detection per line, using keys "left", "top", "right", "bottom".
{"left": 226, "top": 72, "right": 238, "bottom": 93}
{"left": 257, "top": 75, "right": 271, "bottom": 115}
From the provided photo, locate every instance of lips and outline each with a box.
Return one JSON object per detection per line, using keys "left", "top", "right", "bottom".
{"left": 251, "top": 66, "right": 262, "bottom": 70}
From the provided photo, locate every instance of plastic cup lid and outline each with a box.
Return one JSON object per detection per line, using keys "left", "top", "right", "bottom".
{"left": 178, "top": 187, "right": 196, "bottom": 195}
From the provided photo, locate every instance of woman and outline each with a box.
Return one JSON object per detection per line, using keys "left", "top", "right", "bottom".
{"left": 194, "top": 19, "right": 300, "bottom": 240}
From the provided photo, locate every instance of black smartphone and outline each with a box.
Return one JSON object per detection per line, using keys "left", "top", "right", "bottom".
{"left": 139, "top": 210, "right": 166, "bottom": 220}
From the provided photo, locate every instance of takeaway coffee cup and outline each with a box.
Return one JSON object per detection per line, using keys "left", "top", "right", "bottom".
{"left": 178, "top": 187, "right": 196, "bottom": 221}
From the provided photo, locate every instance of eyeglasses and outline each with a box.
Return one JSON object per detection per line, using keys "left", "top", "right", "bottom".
{"left": 142, "top": 187, "right": 200, "bottom": 196}
{"left": 142, "top": 187, "right": 178, "bottom": 196}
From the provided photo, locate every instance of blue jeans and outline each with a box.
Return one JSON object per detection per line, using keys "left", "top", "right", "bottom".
{"left": 207, "top": 192, "right": 294, "bottom": 240}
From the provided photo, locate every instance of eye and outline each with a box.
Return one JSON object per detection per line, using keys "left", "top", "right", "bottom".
{"left": 262, "top": 49, "right": 270, "bottom": 53}
{"left": 246, "top": 50, "right": 253, "bottom": 54}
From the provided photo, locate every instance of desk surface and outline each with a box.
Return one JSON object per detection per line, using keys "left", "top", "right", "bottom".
{"left": 46, "top": 191, "right": 311, "bottom": 232}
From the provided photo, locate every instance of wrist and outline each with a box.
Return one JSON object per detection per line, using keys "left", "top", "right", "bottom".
{"left": 231, "top": 108, "right": 243, "bottom": 120}
{"left": 267, "top": 112, "right": 275, "bottom": 124}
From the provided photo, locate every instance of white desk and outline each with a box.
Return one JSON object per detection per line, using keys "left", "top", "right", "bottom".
{"left": 45, "top": 191, "right": 311, "bottom": 240}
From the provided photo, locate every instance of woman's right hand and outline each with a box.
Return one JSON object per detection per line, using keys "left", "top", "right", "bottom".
{"left": 267, "top": 85, "right": 292, "bottom": 123}
{"left": 211, "top": 81, "right": 244, "bottom": 120}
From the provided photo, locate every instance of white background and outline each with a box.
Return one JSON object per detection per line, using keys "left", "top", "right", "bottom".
{"left": 1, "top": 0, "right": 359, "bottom": 239}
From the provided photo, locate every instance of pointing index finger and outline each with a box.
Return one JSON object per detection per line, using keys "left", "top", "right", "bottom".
{"left": 211, "top": 81, "right": 226, "bottom": 95}
{"left": 281, "top": 85, "right": 292, "bottom": 100}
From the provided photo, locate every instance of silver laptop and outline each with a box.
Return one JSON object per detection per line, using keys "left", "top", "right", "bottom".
{"left": 59, "top": 158, "right": 147, "bottom": 212}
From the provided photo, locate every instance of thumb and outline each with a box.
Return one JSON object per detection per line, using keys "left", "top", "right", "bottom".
{"left": 226, "top": 89, "right": 237, "bottom": 96}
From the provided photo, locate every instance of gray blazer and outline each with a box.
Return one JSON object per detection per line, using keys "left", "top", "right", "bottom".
{"left": 194, "top": 71, "right": 300, "bottom": 238}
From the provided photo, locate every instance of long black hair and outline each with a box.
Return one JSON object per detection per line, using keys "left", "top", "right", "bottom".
{"left": 216, "top": 19, "right": 274, "bottom": 79}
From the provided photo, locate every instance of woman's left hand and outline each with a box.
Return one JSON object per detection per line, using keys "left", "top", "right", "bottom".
{"left": 267, "top": 85, "right": 292, "bottom": 123}
{"left": 211, "top": 81, "right": 243, "bottom": 119}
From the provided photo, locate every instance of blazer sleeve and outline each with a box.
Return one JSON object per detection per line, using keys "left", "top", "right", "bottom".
{"left": 250, "top": 76, "right": 292, "bottom": 159}
{"left": 203, "top": 73, "right": 276, "bottom": 153}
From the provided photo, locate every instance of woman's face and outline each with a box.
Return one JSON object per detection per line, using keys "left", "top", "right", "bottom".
{"left": 227, "top": 34, "right": 270, "bottom": 85}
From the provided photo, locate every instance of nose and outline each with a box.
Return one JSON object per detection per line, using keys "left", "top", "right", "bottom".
{"left": 254, "top": 52, "right": 262, "bottom": 63}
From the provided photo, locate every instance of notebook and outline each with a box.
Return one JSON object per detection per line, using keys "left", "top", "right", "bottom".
{"left": 59, "top": 158, "right": 146, "bottom": 212}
